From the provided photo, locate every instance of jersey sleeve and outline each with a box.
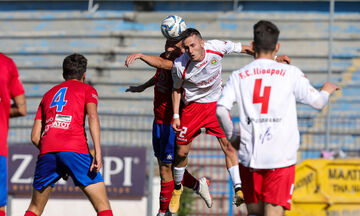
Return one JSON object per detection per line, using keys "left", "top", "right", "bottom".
{"left": 85, "top": 86, "right": 99, "bottom": 105}
{"left": 217, "top": 72, "right": 237, "bottom": 110}
{"left": 293, "top": 66, "right": 327, "bottom": 108}
{"left": 171, "top": 59, "right": 184, "bottom": 90}
{"left": 208, "top": 40, "right": 242, "bottom": 55}
{"left": 35, "top": 101, "right": 43, "bottom": 120}
{"left": 9, "top": 59, "right": 25, "bottom": 98}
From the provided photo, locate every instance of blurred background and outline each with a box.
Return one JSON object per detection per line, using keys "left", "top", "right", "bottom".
{"left": 4, "top": 0, "right": 360, "bottom": 215}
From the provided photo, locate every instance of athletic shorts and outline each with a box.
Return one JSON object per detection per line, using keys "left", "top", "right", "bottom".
{"left": 239, "top": 163, "right": 295, "bottom": 210}
{"left": 0, "top": 156, "right": 7, "bottom": 207}
{"left": 33, "top": 152, "right": 104, "bottom": 190}
{"left": 152, "top": 121, "right": 175, "bottom": 163}
{"left": 176, "top": 102, "right": 225, "bottom": 145}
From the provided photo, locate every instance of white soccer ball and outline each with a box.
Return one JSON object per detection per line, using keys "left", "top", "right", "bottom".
{"left": 161, "top": 15, "right": 187, "bottom": 39}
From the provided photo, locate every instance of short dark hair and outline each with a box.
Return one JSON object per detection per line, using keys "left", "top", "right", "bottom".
{"left": 253, "top": 20, "right": 279, "bottom": 53}
{"left": 180, "top": 28, "right": 203, "bottom": 41}
{"left": 62, "top": 53, "right": 87, "bottom": 80}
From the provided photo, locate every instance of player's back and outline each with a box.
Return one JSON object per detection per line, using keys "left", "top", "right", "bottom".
{"left": 232, "top": 58, "right": 305, "bottom": 168}
{"left": 36, "top": 80, "right": 98, "bottom": 155}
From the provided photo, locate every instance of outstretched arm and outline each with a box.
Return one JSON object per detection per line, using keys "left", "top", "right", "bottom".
{"left": 86, "top": 102, "right": 102, "bottom": 173}
{"left": 10, "top": 94, "right": 27, "bottom": 118}
{"left": 125, "top": 53, "right": 174, "bottom": 70}
{"left": 126, "top": 76, "right": 156, "bottom": 93}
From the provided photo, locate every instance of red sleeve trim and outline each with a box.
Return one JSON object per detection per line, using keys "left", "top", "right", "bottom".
{"left": 182, "top": 60, "right": 191, "bottom": 80}
{"left": 206, "top": 49, "right": 223, "bottom": 58}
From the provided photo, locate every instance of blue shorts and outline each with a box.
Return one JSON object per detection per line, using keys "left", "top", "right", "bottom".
{"left": 152, "top": 121, "right": 175, "bottom": 163}
{"left": 0, "top": 156, "right": 7, "bottom": 207}
{"left": 33, "top": 152, "right": 104, "bottom": 190}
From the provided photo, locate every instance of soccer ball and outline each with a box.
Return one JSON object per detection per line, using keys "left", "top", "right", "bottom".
{"left": 161, "top": 15, "right": 187, "bottom": 39}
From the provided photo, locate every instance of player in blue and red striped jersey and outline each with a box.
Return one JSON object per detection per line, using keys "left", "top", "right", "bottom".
{"left": 24, "top": 54, "right": 113, "bottom": 216}
{"left": 0, "top": 53, "right": 27, "bottom": 216}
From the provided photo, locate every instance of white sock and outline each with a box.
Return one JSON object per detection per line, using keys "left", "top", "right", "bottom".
{"left": 173, "top": 166, "right": 186, "bottom": 185}
{"left": 228, "top": 165, "right": 242, "bottom": 188}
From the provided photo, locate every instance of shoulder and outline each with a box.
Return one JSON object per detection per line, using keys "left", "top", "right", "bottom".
{"left": 82, "top": 82, "right": 97, "bottom": 92}
{"left": 206, "top": 39, "right": 226, "bottom": 47}
{"left": 0, "top": 53, "right": 16, "bottom": 67}
{"left": 173, "top": 53, "right": 190, "bottom": 69}
{"left": 282, "top": 63, "right": 303, "bottom": 77}
{"left": 0, "top": 53, "right": 12, "bottom": 61}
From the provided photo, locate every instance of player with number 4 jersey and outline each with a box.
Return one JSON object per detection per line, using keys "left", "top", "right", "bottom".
{"left": 216, "top": 20, "right": 339, "bottom": 215}
{"left": 24, "top": 54, "right": 113, "bottom": 216}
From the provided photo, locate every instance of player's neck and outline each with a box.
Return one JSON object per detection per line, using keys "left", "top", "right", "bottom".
{"left": 255, "top": 52, "right": 275, "bottom": 60}
{"left": 67, "top": 78, "right": 84, "bottom": 83}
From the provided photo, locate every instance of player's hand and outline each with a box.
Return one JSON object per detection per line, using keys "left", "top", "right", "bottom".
{"left": 90, "top": 153, "right": 103, "bottom": 173}
{"left": 172, "top": 118, "right": 182, "bottom": 133}
{"left": 241, "top": 45, "right": 254, "bottom": 56}
{"left": 125, "top": 53, "right": 142, "bottom": 67}
{"left": 126, "top": 85, "right": 146, "bottom": 93}
{"left": 275, "top": 55, "right": 291, "bottom": 64}
{"left": 321, "top": 82, "right": 340, "bottom": 95}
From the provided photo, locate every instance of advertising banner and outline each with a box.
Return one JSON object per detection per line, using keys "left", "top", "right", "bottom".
{"left": 8, "top": 145, "right": 147, "bottom": 198}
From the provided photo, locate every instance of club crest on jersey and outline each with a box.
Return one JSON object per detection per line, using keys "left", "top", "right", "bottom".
{"left": 211, "top": 59, "right": 217, "bottom": 64}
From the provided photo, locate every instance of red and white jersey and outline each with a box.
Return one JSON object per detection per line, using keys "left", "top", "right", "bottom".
{"left": 35, "top": 80, "right": 98, "bottom": 155}
{"left": 172, "top": 40, "right": 242, "bottom": 104}
{"left": 0, "top": 53, "right": 25, "bottom": 157}
{"left": 218, "top": 58, "right": 328, "bottom": 169}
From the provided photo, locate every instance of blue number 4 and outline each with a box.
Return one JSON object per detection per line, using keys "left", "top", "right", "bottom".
{"left": 50, "top": 87, "right": 68, "bottom": 112}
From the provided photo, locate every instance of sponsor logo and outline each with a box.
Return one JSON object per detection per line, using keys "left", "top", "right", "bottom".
{"left": 92, "top": 93, "right": 99, "bottom": 101}
{"left": 198, "top": 60, "right": 208, "bottom": 68}
{"left": 51, "top": 120, "right": 70, "bottom": 129}
{"left": 166, "top": 154, "right": 173, "bottom": 161}
{"left": 55, "top": 114, "right": 72, "bottom": 122}
{"left": 177, "top": 137, "right": 187, "bottom": 142}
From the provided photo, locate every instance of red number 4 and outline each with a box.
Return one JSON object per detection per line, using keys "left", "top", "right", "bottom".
{"left": 253, "top": 79, "right": 271, "bottom": 114}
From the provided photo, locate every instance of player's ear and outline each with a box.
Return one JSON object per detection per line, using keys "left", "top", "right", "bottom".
{"left": 275, "top": 43, "right": 280, "bottom": 53}
{"left": 251, "top": 41, "right": 255, "bottom": 51}
{"left": 82, "top": 72, "right": 86, "bottom": 82}
{"left": 200, "top": 39, "right": 205, "bottom": 48}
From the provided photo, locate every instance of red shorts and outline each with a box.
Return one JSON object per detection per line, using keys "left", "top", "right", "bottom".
{"left": 176, "top": 102, "right": 225, "bottom": 145}
{"left": 239, "top": 163, "right": 295, "bottom": 210}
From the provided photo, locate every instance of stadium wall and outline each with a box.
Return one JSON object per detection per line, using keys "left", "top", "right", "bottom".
{"left": 0, "top": 0, "right": 359, "bottom": 12}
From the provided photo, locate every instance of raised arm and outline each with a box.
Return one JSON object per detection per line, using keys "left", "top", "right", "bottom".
{"left": 126, "top": 76, "right": 155, "bottom": 93}
{"left": 10, "top": 94, "right": 27, "bottom": 118}
{"left": 125, "top": 53, "right": 174, "bottom": 70}
{"left": 86, "top": 102, "right": 102, "bottom": 172}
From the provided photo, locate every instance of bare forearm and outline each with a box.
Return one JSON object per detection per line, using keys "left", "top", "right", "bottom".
{"left": 142, "top": 76, "right": 156, "bottom": 89}
{"left": 88, "top": 114, "right": 101, "bottom": 154}
{"left": 31, "top": 119, "right": 42, "bottom": 149}
{"left": 140, "top": 54, "right": 174, "bottom": 70}
{"left": 172, "top": 89, "right": 181, "bottom": 115}
{"left": 10, "top": 94, "right": 27, "bottom": 118}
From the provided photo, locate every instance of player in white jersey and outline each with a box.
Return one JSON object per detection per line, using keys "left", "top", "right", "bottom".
{"left": 169, "top": 28, "right": 265, "bottom": 213}
{"left": 216, "top": 20, "right": 339, "bottom": 215}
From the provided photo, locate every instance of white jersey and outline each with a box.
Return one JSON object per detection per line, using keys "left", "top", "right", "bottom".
{"left": 172, "top": 40, "right": 242, "bottom": 104}
{"left": 217, "top": 59, "right": 329, "bottom": 169}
